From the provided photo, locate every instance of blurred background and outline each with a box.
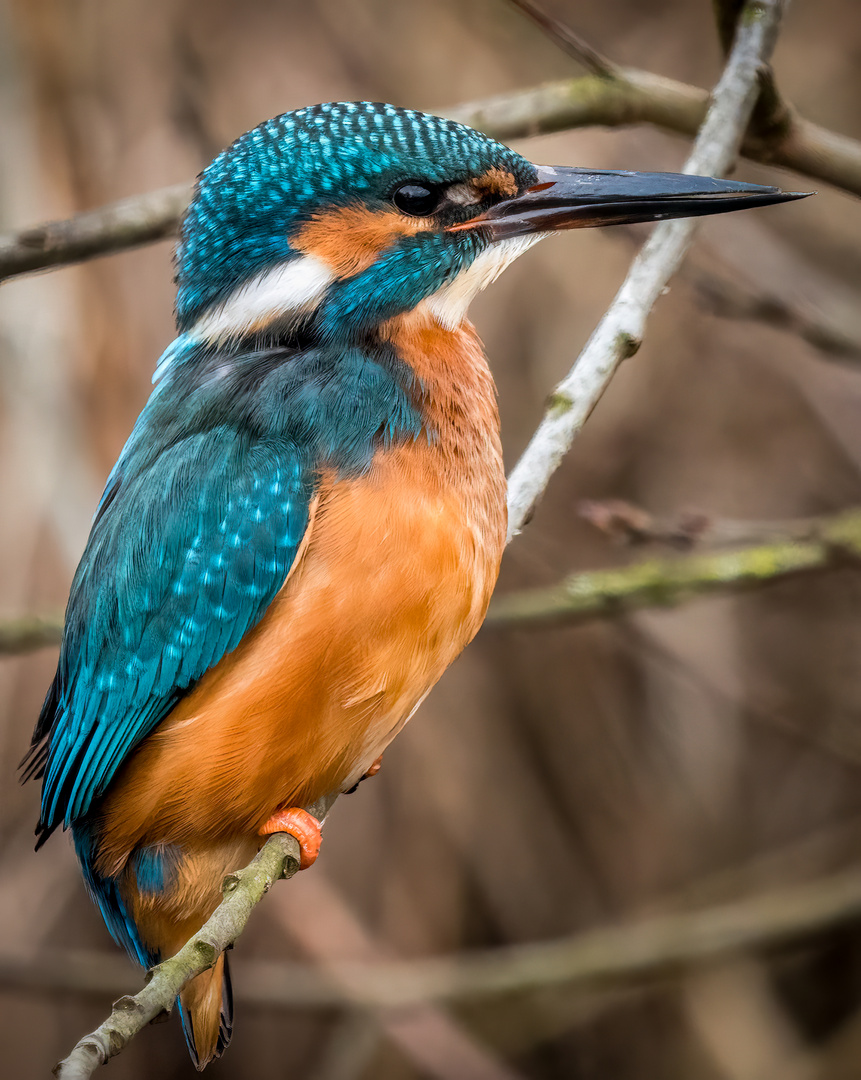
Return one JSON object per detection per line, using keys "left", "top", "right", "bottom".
{"left": 2, "top": 0, "right": 861, "bottom": 1076}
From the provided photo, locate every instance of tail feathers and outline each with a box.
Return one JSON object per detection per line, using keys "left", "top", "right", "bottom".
{"left": 178, "top": 951, "right": 234, "bottom": 1070}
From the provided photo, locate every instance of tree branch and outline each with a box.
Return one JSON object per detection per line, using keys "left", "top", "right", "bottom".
{"left": 4, "top": 20, "right": 861, "bottom": 281}
{"left": 13, "top": 868, "right": 861, "bottom": 1012}
{"left": 505, "top": 0, "right": 785, "bottom": 538}
{"left": 37, "top": 3, "right": 828, "bottom": 1074}
{"left": 488, "top": 506, "right": 861, "bottom": 628}
{"left": 0, "top": 612, "right": 62, "bottom": 655}
{"left": 54, "top": 799, "right": 331, "bottom": 1079}
{"left": 0, "top": 183, "right": 192, "bottom": 280}
{"left": 506, "top": 0, "right": 619, "bottom": 77}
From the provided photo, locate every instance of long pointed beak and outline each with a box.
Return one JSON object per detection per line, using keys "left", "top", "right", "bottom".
{"left": 457, "top": 165, "right": 811, "bottom": 239}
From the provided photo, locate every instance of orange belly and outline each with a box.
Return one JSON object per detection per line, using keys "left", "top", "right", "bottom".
{"left": 98, "top": 446, "right": 504, "bottom": 877}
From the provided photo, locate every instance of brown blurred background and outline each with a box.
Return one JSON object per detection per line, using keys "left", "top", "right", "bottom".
{"left": 2, "top": 0, "right": 861, "bottom": 1077}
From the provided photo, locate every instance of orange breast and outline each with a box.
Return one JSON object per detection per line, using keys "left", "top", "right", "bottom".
{"left": 96, "top": 314, "right": 506, "bottom": 878}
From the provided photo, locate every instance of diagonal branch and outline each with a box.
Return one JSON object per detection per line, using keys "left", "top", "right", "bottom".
{"left": 54, "top": 818, "right": 315, "bottom": 1078}
{"left": 506, "top": 0, "right": 619, "bottom": 77}
{"left": 505, "top": 0, "right": 785, "bottom": 538}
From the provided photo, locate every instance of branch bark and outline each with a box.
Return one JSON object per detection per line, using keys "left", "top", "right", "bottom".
{"left": 505, "top": 0, "right": 785, "bottom": 537}
{"left": 488, "top": 506, "right": 861, "bottom": 628}
{"left": 3, "top": 16, "right": 860, "bottom": 281}
{"left": 14, "top": 867, "right": 861, "bottom": 1012}
{"left": 54, "top": 802, "right": 329, "bottom": 1079}
{"left": 0, "top": 612, "right": 62, "bottom": 654}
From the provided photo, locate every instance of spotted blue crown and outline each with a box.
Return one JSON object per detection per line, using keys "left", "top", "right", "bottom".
{"left": 175, "top": 101, "right": 534, "bottom": 332}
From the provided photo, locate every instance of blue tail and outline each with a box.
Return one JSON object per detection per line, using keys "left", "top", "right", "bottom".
{"left": 72, "top": 822, "right": 153, "bottom": 968}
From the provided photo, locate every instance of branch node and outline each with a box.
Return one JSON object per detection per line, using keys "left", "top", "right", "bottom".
{"left": 546, "top": 391, "right": 574, "bottom": 417}
{"left": 616, "top": 332, "right": 641, "bottom": 359}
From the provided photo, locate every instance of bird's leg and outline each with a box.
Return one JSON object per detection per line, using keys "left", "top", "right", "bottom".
{"left": 343, "top": 754, "right": 384, "bottom": 795}
{"left": 258, "top": 807, "right": 322, "bottom": 869}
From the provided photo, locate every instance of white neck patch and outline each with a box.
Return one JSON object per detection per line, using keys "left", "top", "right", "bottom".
{"left": 189, "top": 255, "right": 335, "bottom": 344}
{"left": 421, "top": 235, "right": 544, "bottom": 330}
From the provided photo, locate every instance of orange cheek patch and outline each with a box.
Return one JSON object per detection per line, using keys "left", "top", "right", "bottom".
{"left": 292, "top": 204, "right": 433, "bottom": 279}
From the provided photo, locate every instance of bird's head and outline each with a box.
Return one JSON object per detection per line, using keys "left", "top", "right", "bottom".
{"left": 175, "top": 101, "right": 805, "bottom": 346}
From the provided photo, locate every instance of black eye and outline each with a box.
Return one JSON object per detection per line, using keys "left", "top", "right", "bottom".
{"left": 392, "top": 181, "right": 442, "bottom": 216}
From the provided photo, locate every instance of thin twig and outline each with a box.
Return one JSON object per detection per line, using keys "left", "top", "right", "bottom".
{"left": 489, "top": 506, "right": 861, "bottom": 628}
{"left": 506, "top": 0, "right": 618, "bottom": 77}
{"left": 684, "top": 261, "right": 861, "bottom": 363}
{"left": 505, "top": 0, "right": 785, "bottom": 539}
{"left": 577, "top": 499, "right": 841, "bottom": 549}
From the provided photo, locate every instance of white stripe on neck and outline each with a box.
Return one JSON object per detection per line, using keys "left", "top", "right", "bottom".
{"left": 421, "top": 235, "right": 544, "bottom": 330}
{"left": 190, "top": 255, "right": 334, "bottom": 343}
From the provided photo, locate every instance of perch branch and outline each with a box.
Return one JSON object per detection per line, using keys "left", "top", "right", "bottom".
{"left": 53, "top": 808, "right": 328, "bottom": 1079}
{"left": 505, "top": 0, "right": 785, "bottom": 538}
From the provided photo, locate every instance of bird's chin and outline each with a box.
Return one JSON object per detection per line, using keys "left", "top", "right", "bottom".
{"left": 420, "top": 235, "right": 545, "bottom": 330}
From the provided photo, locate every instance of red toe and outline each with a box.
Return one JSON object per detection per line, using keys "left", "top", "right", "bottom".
{"left": 258, "top": 807, "right": 322, "bottom": 869}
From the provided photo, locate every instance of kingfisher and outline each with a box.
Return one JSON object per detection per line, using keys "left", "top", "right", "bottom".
{"left": 22, "top": 101, "right": 803, "bottom": 1068}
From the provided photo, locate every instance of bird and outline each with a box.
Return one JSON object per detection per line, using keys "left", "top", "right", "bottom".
{"left": 22, "top": 101, "right": 805, "bottom": 1068}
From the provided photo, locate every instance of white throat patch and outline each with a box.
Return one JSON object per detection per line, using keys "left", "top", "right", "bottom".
{"left": 190, "top": 255, "right": 335, "bottom": 343}
{"left": 421, "top": 235, "right": 544, "bottom": 330}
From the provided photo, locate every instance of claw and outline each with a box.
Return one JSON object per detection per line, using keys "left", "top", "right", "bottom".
{"left": 258, "top": 807, "right": 322, "bottom": 869}
{"left": 343, "top": 754, "right": 384, "bottom": 795}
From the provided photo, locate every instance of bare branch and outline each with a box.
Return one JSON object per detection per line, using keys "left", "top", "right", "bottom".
{"left": 0, "top": 183, "right": 191, "bottom": 280}
{"left": 577, "top": 499, "right": 840, "bottom": 549}
{"left": 684, "top": 260, "right": 861, "bottom": 364}
{"left": 3, "top": 40, "right": 861, "bottom": 280}
{"left": 489, "top": 506, "right": 861, "bottom": 628}
{"left": 53, "top": 812, "right": 331, "bottom": 1078}
{"left": 505, "top": 0, "right": 785, "bottom": 539}
{"left": 14, "top": 868, "right": 861, "bottom": 1012}
{"left": 506, "top": 0, "right": 619, "bottom": 77}
{"left": 0, "top": 612, "right": 62, "bottom": 655}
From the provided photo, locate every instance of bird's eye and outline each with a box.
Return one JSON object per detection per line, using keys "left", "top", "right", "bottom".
{"left": 392, "top": 182, "right": 442, "bottom": 217}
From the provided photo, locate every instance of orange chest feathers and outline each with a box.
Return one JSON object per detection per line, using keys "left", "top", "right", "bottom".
{"left": 96, "top": 314, "right": 506, "bottom": 867}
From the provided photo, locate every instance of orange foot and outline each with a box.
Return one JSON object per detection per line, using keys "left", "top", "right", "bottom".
{"left": 258, "top": 807, "right": 322, "bottom": 870}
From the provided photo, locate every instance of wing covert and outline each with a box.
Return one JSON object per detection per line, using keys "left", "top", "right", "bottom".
{"left": 35, "top": 427, "right": 313, "bottom": 837}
